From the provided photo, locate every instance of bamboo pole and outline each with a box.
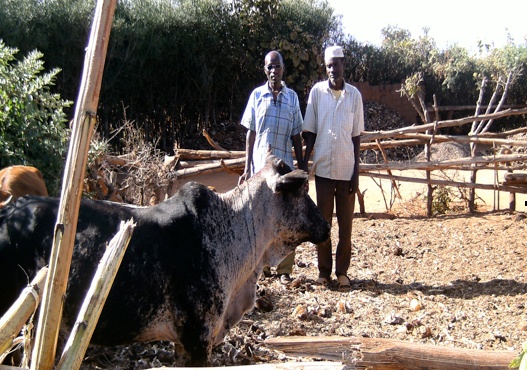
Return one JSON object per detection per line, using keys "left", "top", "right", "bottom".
{"left": 30, "top": 0, "right": 117, "bottom": 369}
{"left": 0, "top": 268, "right": 48, "bottom": 360}
{"left": 56, "top": 220, "right": 135, "bottom": 370}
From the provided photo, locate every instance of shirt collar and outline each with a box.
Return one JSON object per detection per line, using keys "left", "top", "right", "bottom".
{"left": 264, "top": 81, "right": 289, "bottom": 99}
{"left": 325, "top": 79, "right": 349, "bottom": 94}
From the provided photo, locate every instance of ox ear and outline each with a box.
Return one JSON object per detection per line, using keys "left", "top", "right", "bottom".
{"left": 274, "top": 169, "right": 308, "bottom": 193}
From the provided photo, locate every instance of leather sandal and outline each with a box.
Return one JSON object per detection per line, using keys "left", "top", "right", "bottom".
{"left": 337, "top": 275, "right": 351, "bottom": 291}
{"left": 315, "top": 277, "right": 330, "bottom": 286}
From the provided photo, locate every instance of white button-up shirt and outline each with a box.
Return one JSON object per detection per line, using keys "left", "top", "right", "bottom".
{"left": 303, "top": 80, "right": 364, "bottom": 181}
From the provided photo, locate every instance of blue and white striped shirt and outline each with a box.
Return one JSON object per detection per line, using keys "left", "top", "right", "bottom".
{"left": 241, "top": 82, "right": 303, "bottom": 175}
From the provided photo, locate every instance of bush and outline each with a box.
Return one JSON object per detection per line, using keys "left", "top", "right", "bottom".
{"left": 0, "top": 40, "right": 72, "bottom": 195}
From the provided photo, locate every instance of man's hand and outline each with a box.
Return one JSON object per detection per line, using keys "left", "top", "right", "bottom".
{"left": 238, "top": 172, "right": 250, "bottom": 186}
{"left": 349, "top": 174, "right": 359, "bottom": 194}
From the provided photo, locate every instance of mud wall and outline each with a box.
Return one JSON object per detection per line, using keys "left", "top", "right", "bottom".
{"left": 352, "top": 81, "right": 418, "bottom": 125}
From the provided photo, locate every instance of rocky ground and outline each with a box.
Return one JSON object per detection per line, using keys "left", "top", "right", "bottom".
{"left": 78, "top": 206, "right": 527, "bottom": 369}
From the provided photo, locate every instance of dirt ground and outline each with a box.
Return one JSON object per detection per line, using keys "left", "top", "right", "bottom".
{"left": 76, "top": 168, "right": 527, "bottom": 369}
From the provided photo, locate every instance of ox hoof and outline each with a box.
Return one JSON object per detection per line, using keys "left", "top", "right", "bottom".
{"left": 255, "top": 296, "right": 273, "bottom": 312}
{"left": 279, "top": 274, "right": 292, "bottom": 285}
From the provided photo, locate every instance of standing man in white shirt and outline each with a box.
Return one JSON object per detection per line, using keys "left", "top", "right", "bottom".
{"left": 302, "top": 45, "right": 364, "bottom": 291}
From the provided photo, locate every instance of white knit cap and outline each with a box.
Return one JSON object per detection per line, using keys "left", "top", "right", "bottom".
{"left": 324, "top": 45, "right": 344, "bottom": 62}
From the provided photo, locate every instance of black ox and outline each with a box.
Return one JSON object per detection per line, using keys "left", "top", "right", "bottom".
{"left": 0, "top": 155, "right": 329, "bottom": 366}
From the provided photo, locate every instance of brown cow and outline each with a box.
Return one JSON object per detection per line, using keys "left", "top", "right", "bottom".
{"left": 0, "top": 165, "right": 48, "bottom": 207}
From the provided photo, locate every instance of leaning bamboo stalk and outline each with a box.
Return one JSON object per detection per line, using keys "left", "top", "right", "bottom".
{"left": 30, "top": 0, "right": 117, "bottom": 368}
{"left": 56, "top": 219, "right": 136, "bottom": 370}
{"left": 0, "top": 268, "right": 48, "bottom": 359}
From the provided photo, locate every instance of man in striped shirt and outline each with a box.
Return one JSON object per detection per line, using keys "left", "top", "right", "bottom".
{"left": 239, "top": 50, "right": 305, "bottom": 284}
{"left": 303, "top": 45, "right": 364, "bottom": 291}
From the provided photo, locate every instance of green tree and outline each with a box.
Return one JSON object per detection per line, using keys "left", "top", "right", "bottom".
{"left": 0, "top": 40, "right": 72, "bottom": 195}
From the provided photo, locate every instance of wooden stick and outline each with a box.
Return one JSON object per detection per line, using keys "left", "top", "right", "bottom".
{"left": 359, "top": 153, "right": 527, "bottom": 172}
{"left": 375, "top": 139, "right": 401, "bottom": 199}
{"left": 176, "top": 148, "right": 245, "bottom": 160}
{"left": 362, "top": 172, "right": 527, "bottom": 193}
{"left": 56, "top": 220, "right": 135, "bottom": 370}
{"left": 174, "top": 158, "right": 245, "bottom": 179}
{"left": 202, "top": 129, "right": 227, "bottom": 151}
{"left": 265, "top": 336, "right": 514, "bottom": 369}
{"left": 143, "top": 362, "right": 346, "bottom": 370}
{"left": 0, "top": 268, "right": 48, "bottom": 359}
{"left": 361, "top": 107, "right": 527, "bottom": 142}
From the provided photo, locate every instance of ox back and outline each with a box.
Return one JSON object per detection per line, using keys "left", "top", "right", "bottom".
{"left": 0, "top": 155, "right": 329, "bottom": 366}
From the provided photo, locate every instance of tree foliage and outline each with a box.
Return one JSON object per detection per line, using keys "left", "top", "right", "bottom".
{"left": 0, "top": 0, "right": 525, "bottom": 156}
{"left": 0, "top": 40, "right": 72, "bottom": 195}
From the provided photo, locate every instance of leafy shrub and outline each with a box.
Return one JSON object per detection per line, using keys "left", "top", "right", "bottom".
{"left": 0, "top": 40, "right": 72, "bottom": 195}
{"left": 431, "top": 186, "right": 451, "bottom": 215}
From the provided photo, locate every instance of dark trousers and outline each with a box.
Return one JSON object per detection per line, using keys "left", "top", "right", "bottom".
{"left": 315, "top": 175, "right": 355, "bottom": 279}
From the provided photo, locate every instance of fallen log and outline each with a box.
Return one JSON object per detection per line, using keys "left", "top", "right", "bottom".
{"left": 265, "top": 336, "right": 514, "bottom": 370}
{"left": 143, "top": 362, "right": 346, "bottom": 370}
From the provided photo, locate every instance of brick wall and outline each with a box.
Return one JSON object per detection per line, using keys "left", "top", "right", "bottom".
{"left": 352, "top": 81, "right": 418, "bottom": 125}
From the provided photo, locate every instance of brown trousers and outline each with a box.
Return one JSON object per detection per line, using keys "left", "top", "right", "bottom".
{"left": 315, "top": 175, "right": 355, "bottom": 279}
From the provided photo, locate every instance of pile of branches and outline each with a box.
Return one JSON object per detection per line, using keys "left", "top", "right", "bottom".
{"left": 361, "top": 102, "right": 422, "bottom": 163}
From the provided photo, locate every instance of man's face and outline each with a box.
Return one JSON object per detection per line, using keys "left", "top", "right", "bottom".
{"left": 264, "top": 53, "right": 283, "bottom": 88}
{"left": 325, "top": 57, "right": 344, "bottom": 88}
